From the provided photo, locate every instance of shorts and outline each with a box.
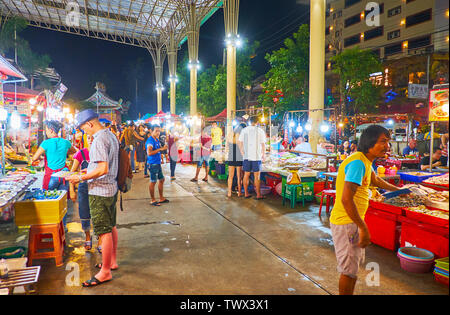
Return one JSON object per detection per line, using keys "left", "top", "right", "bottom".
{"left": 89, "top": 193, "right": 118, "bottom": 236}
{"left": 243, "top": 160, "right": 262, "bottom": 173}
{"left": 149, "top": 164, "right": 165, "bottom": 183}
{"left": 330, "top": 223, "right": 365, "bottom": 278}
{"left": 197, "top": 155, "right": 210, "bottom": 168}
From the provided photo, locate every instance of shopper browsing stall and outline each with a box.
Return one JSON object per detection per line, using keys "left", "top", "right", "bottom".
{"left": 330, "top": 125, "right": 400, "bottom": 295}
{"left": 191, "top": 128, "right": 212, "bottom": 183}
{"left": 226, "top": 123, "right": 245, "bottom": 197}
{"left": 211, "top": 122, "right": 223, "bottom": 151}
{"left": 167, "top": 129, "right": 180, "bottom": 180}
{"left": 69, "top": 134, "right": 94, "bottom": 251}
{"left": 146, "top": 125, "right": 169, "bottom": 206}
{"left": 67, "top": 109, "right": 120, "bottom": 288}
{"left": 239, "top": 121, "right": 266, "bottom": 200}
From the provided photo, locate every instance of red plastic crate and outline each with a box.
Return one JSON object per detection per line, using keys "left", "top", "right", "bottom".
{"left": 369, "top": 200, "right": 404, "bottom": 215}
{"left": 421, "top": 182, "right": 449, "bottom": 191}
{"left": 365, "top": 208, "right": 400, "bottom": 251}
{"left": 399, "top": 216, "right": 449, "bottom": 259}
{"left": 404, "top": 208, "right": 449, "bottom": 228}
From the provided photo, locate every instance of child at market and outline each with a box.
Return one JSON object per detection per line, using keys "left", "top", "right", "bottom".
{"left": 69, "top": 134, "right": 95, "bottom": 251}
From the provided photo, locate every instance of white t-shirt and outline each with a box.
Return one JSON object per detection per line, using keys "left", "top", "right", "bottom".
{"left": 239, "top": 126, "right": 266, "bottom": 161}
{"left": 294, "top": 142, "right": 313, "bottom": 157}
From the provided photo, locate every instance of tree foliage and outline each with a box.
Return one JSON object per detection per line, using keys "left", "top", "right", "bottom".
{"left": 258, "top": 24, "right": 310, "bottom": 112}
{"left": 331, "top": 46, "right": 382, "bottom": 115}
{"left": 172, "top": 41, "right": 258, "bottom": 117}
{"left": 0, "top": 16, "right": 52, "bottom": 85}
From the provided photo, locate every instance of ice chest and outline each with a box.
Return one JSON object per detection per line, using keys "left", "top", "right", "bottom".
{"left": 14, "top": 190, "right": 67, "bottom": 226}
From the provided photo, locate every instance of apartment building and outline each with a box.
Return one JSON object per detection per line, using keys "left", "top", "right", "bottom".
{"left": 325, "top": 0, "right": 449, "bottom": 84}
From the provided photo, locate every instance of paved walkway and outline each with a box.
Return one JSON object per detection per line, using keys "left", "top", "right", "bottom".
{"left": 1, "top": 163, "right": 448, "bottom": 295}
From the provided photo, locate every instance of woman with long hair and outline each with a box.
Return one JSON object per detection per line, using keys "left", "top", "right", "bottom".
{"left": 226, "top": 123, "right": 246, "bottom": 197}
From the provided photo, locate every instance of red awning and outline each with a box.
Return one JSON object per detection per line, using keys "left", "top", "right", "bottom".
{"left": 0, "top": 55, "right": 27, "bottom": 81}
{"left": 2, "top": 84, "right": 40, "bottom": 98}
{"left": 206, "top": 108, "right": 227, "bottom": 121}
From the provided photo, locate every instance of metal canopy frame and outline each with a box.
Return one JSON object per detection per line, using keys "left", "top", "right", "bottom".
{"left": 0, "top": 0, "right": 222, "bottom": 49}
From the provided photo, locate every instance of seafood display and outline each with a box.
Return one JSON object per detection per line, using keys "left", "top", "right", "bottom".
{"left": 423, "top": 173, "right": 449, "bottom": 186}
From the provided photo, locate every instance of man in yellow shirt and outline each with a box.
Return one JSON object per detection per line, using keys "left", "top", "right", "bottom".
{"left": 330, "top": 125, "right": 400, "bottom": 295}
{"left": 210, "top": 122, "right": 223, "bottom": 151}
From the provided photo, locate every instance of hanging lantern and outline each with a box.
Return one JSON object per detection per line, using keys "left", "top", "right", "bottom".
{"left": 344, "top": 117, "right": 349, "bottom": 123}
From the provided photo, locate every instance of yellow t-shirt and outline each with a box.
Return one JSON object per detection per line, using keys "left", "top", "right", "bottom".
{"left": 330, "top": 152, "right": 373, "bottom": 225}
{"left": 211, "top": 127, "right": 223, "bottom": 146}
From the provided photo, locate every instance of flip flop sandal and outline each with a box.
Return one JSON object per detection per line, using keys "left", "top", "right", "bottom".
{"left": 151, "top": 202, "right": 161, "bottom": 206}
{"left": 84, "top": 241, "right": 92, "bottom": 250}
{"left": 159, "top": 199, "right": 170, "bottom": 204}
{"left": 255, "top": 196, "right": 266, "bottom": 200}
{"left": 245, "top": 195, "right": 252, "bottom": 199}
{"left": 95, "top": 263, "right": 118, "bottom": 271}
{"left": 202, "top": 178, "right": 208, "bottom": 182}
{"left": 190, "top": 179, "right": 198, "bottom": 182}
{"left": 82, "top": 276, "right": 111, "bottom": 288}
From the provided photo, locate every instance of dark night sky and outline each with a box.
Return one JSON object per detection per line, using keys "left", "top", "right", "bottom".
{"left": 20, "top": 0, "right": 309, "bottom": 119}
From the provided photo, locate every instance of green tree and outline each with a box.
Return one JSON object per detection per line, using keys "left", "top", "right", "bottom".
{"left": 0, "top": 16, "right": 52, "bottom": 88}
{"left": 173, "top": 52, "right": 190, "bottom": 115}
{"left": 197, "top": 64, "right": 223, "bottom": 117}
{"left": 331, "top": 46, "right": 382, "bottom": 115}
{"left": 258, "top": 24, "right": 310, "bottom": 112}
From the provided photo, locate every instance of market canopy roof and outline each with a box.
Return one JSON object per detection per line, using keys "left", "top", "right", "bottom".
{"left": 0, "top": 0, "right": 222, "bottom": 49}
{"left": 0, "top": 54, "right": 27, "bottom": 82}
{"left": 206, "top": 108, "right": 227, "bottom": 121}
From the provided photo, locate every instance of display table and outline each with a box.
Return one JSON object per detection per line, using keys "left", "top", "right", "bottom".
{"left": 0, "top": 174, "right": 37, "bottom": 224}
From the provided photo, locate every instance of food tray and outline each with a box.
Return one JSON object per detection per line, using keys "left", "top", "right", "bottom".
{"left": 369, "top": 200, "right": 404, "bottom": 215}
{"left": 421, "top": 181, "right": 449, "bottom": 191}
{"left": 398, "top": 171, "right": 443, "bottom": 183}
{"left": 404, "top": 208, "right": 449, "bottom": 228}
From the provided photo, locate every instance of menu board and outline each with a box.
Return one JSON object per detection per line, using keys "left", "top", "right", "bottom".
{"left": 429, "top": 88, "right": 449, "bottom": 122}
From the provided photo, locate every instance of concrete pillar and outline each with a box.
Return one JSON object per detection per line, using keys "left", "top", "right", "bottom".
{"left": 226, "top": 44, "right": 237, "bottom": 135}
{"left": 190, "top": 66, "right": 198, "bottom": 116}
{"left": 224, "top": 0, "right": 240, "bottom": 136}
{"left": 308, "top": 0, "right": 326, "bottom": 153}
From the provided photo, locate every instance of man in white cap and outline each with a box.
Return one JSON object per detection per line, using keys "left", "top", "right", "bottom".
{"left": 67, "top": 109, "right": 119, "bottom": 287}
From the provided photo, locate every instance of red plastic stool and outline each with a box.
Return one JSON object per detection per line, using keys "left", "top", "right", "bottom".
{"left": 27, "top": 222, "right": 65, "bottom": 267}
{"left": 317, "top": 190, "right": 336, "bottom": 216}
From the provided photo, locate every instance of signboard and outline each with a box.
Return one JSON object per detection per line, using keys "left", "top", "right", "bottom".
{"left": 408, "top": 84, "right": 428, "bottom": 99}
{"left": 429, "top": 88, "right": 449, "bottom": 122}
{"left": 54, "top": 83, "right": 68, "bottom": 102}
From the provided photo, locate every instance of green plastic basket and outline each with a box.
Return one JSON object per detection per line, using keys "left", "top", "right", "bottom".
{"left": 217, "top": 174, "right": 228, "bottom": 180}
{"left": 0, "top": 246, "right": 27, "bottom": 259}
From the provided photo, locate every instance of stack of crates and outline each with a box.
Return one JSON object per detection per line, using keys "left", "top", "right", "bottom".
{"left": 434, "top": 257, "right": 449, "bottom": 286}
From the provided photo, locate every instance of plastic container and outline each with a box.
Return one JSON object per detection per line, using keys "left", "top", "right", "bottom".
{"left": 397, "top": 247, "right": 435, "bottom": 273}
{"left": 365, "top": 207, "right": 400, "bottom": 251}
{"left": 0, "top": 246, "right": 27, "bottom": 259}
{"left": 434, "top": 271, "right": 449, "bottom": 286}
{"left": 399, "top": 216, "right": 449, "bottom": 259}
{"left": 210, "top": 170, "right": 217, "bottom": 177}
{"left": 217, "top": 174, "right": 227, "bottom": 180}
{"left": 404, "top": 208, "right": 449, "bottom": 228}
{"left": 369, "top": 200, "right": 404, "bottom": 215}
{"left": 398, "top": 171, "right": 442, "bottom": 183}
{"left": 260, "top": 185, "right": 272, "bottom": 196}
{"left": 435, "top": 257, "right": 449, "bottom": 270}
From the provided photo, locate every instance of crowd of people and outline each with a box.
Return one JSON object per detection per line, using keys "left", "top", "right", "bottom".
{"left": 26, "top": 111, "right": 449, "bottom": 294}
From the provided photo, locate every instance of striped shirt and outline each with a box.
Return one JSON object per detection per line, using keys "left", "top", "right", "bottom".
{"left": 87, "top": 128, "right": 119, "bottom": 197}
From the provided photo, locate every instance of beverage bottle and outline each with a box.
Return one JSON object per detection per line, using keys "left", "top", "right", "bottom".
{"left": 0, "top": 258, "right": 9, "bottom": 279}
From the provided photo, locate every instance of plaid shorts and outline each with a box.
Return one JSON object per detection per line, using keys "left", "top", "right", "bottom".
{"left": 89, "top": 193, "right": 118, "bottom": 236}
{"left": 330, "top": 223, "right": 365, "bottom": 279}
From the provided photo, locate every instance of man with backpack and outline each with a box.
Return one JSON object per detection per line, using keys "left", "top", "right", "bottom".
{"left": 67, "top": 109, "right": 125, "bottom": 288}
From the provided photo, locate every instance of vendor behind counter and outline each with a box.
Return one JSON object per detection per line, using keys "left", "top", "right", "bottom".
{"left": 420, "top": 148, "right": 447, "bottom": 170}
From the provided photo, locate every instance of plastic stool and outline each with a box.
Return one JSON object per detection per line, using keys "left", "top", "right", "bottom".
{"left": 317, "top": 190, "right": 336, "bottom": 216}
{"left": 27, "top": 221, "right": 65, "bottom": 267}
{"left": 282, "top": 184, "right": 305, "bottom": 208}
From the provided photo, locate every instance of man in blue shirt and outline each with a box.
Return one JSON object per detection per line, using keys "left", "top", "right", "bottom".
{"left": 146, "top": 125, "right": 169, "bottom": 206}
{"left": 402, "top": 139, "right": 418, "bottom": 156}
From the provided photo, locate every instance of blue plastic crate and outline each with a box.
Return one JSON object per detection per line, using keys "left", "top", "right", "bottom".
{"left": 398, "top": 171, "right": 443, "bottom": 183}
